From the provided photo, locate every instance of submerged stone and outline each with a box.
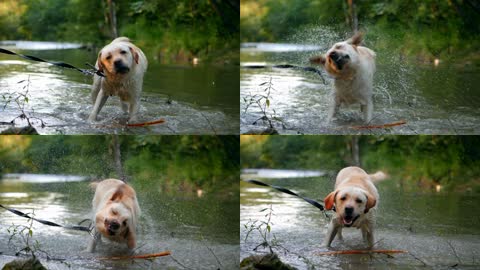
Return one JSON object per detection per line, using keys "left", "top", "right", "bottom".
{"left": 240, "top": 253, "right": 297, "bottom": 270}
{"left": 2, "top": 257, "right": 46, "bottom": 270}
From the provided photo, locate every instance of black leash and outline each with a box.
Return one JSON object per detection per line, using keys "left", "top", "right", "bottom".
{"left": 243, "top": 179, "right": 330, "bottom": 218}
{"left": 0, "top": 47, "right": 105, "bottom": 77}
{"left": 242, "top": 64, "right": 326, "bottom": 84}
{"left": 0, "top": 203, "right": 92, "bottom": 233}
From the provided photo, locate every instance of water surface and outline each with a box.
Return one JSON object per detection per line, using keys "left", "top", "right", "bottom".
{"left": 0, "top": 41, "right": 239, "bottom": 134}
{"left": 240, "top": 169, "right": 480, "bottom": 269}
{"left": 240, "top": 42, "right": 480, "bottom": 134}
{"left": 0, "top": 174, "right": 239, "bottom": 269}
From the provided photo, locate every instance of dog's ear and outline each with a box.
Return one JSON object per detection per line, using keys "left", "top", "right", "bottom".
{"left": 129, "top": 46, "right": 139, "bottom": 64}
{"left": 97, "top": 52, "right": 104, "bottom": 72}
{"left": 324, "top": 191, "right": 338, "bottom": 210}
{"left": 347, "top": 32, "right": 363, "bottom": 46}
{"left": 110, "top": 185, "right": 125, "bottom": 202}
{"left": 364, "top": 193, "right": 376, "bottom": 213}
{"left": 310, "top": 55, "right": 326, "bottom": 66}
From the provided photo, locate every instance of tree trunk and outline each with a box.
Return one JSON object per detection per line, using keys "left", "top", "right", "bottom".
{"left": 351, "top": 136, "right": 360, "bottom": 166}
{"left": 347, "top": 0, "right": 358, "bottom": 33}
{"left": 111, "top": 134, "right": 125, "bottom": 181}
{"left": 107, "top": 0, "right": 118, "bottom": 38}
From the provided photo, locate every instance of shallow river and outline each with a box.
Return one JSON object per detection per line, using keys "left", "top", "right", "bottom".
{"left": 240, "top": 169, "right": 480, "bottom": 269}
{"left": 240, "top": 42, "right": 480, "bottom": 135}
{"left": 0, "top": 174, "right": 239, "bottom": 269}
{"left": 0, "top": 41, "right": 239, "bottom": 134}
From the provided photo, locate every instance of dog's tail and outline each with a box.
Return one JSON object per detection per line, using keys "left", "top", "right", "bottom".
{"left": 369, "top": 171, "right": 388, "bottom": 182}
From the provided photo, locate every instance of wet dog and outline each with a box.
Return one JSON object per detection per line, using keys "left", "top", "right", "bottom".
{"left": 310, "top": 33, "right": 376, "bottom": 122}
{"left": 87, "top": 179, "right": 140, "bottom": 252}
{"left": 323, "top": 166, "right": 385, "bottom": 248}
{"left": 88, "top": 37, "right": 147, "bottom": 123}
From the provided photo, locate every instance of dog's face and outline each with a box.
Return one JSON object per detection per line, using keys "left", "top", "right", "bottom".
{"left": 310, "top": 33, "right": 363, "bottom": 78}
{"left": 324, "top": 186, "right": 376, "bottom": 227}
{"left": 94, "top": 188, "right": 134, "bottom": 241}
{"left": 97, "top": 42, "right": 139, "bottom": 76}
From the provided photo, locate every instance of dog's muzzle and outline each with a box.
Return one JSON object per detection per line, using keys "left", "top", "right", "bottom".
{"left": 114, "top": 60, "right": 130, "bottom": 74}
{"left": 106, "top": 220, "right": 120, "bottom": 235}
{"left": 329, "top": 51, "right": 350, "bottom": 70}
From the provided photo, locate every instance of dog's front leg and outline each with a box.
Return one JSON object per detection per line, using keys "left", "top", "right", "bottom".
{"left": 328, "top": 101, "right": 340, "bottom": 122}
{"left": 361, "top": 224, "right": 374, "bottom": 248}
{"left": 87, "top": 229, "right": 101, "bottom": 252}
{"left": 323, "top": 220, "right": 340, "bottom": 247}
{"left": 88, "top": 89, "right": 109, "bottom": 122}
{"left": 361, "top": 99, "right": 373, "bottom": 123}
{"left": 127, "top": 97, "right": 140, "bottom": 123}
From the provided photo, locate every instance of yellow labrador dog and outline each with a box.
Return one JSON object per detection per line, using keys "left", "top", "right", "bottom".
{"left": 87, "top": 179, "right": 140, "bottom": 252}
{"left": 310, "top": 33, "right": 376, "bottom": 122}
{"left": 88, "top": 37, "right": 147, "bottom": 122}
{"left": 323, "top": 166, "right": 385, "bottom": 248}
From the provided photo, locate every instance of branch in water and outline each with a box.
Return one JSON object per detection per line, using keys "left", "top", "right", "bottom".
{"left": 98, "top": 251, "right": 172, "bottom": 260}
{"left": 316, "top": 249, "right": 407, "bottom": 256}
{"left": 351, "top": 120, "right": 407, "bottom": 130}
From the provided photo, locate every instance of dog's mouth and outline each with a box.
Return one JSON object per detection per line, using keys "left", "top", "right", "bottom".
{"left": 115, "top": 66, "right": 130, "bottom": 74}
{"left": 107, "top": 228, "right": 116, "bottom": 236}
{"left": 342, "top": 215, "right": 359, "bottom": 227}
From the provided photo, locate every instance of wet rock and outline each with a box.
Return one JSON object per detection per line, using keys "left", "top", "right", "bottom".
{"left": 243, "top": 127, "right": 279, "bottom": 135}
{"left": 2, "top": 257, "right": 46, "bottom": 270}
{"left": 0, "top": 126, "right": 39, "bottom": 135}
{"left": 240, "top": 253, "right": 297, "bottom": 270}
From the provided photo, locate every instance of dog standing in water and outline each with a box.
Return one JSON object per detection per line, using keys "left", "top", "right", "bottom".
{"left": 88, "top": 37, "right": 147, "bottom": 123}
{"left": 87, "top": 179, "right": 140, "bottom": 252}
{"left": 310, "top": 33, "right": 376, "bottom": 122}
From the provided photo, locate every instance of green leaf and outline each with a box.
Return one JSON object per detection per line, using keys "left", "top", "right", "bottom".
{"left": 259, "top": 82, "right": 268, "bottom": 86}
{"left": 267, "top": 225, "right": 271, "bottom": 232}
{"left": 266, "top": 99, "right": 270, "bottom": 107}
{"left": 259, "top": 208, "right": 269, "bottom": 212}
{"left": 29, "top": 229, "right": 32, "bottom": 237}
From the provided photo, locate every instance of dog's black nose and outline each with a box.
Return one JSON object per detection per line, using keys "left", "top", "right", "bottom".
{"left": 110, "top": 221, "right": 120, "bottom": 230}
{"left": 345, "top": 207, "right": 354, "bottom": 215}
{"left": 329, "top": 51, "right": 338, "bottom": 60}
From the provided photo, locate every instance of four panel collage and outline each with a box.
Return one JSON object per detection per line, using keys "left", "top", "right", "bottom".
{"left": 0, "top": 1, "right": 479, "bottom": 269}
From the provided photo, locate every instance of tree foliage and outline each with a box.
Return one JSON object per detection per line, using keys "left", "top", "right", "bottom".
{"left": 0, "top": 0, "right": 239, "bottom": 62}
{"left": 240, "top": 135, "right": 480, "bottom": 192}
{"left": 0, "top": 136, "right": 239, "bottom": 194}
{"left": 241, "top": 0, "right": 480, "bottom": 61}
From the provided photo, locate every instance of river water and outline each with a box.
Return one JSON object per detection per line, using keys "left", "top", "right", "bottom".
{"left": 0, "top": 174, "right": 239, "bottom": 269}
{"left": 0, "top": 41, "right": 239, "bottom": 134}
{"left": 240, "top": 42, "right": 480, "bottom": 135}
{"left": 240, "top": 169, "right": 480, "bottom": 269}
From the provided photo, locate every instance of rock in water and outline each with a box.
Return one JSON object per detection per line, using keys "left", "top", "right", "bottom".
{"left": 2, "top": 257, "right": 47, "bottom": 270}
{"left": 240, "top": 253, "right": 297, "bottom": 270}
{"left": 0, "top": 126, "right": 39, "bottom": 135}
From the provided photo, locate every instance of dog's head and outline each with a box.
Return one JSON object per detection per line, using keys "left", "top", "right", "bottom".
{"left": 97, "top": 37, "right": 140, "bottom": 77}
{"left": 324, "top": 186, "right": 376, "bottom": 227}
{"left": 310, "top": 32, "right": 363, "bottom": 78}
{"left": 94, "top": 185, "right": 135, "bottom": 240}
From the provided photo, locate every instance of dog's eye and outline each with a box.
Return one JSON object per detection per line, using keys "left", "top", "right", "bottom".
{"left": 120, "top": 50, "right": 127, "bottom": 55}
{"left": 122, "top": 220, "right": 127, "bottom": 226}
{"left": 340, "top": 196, "right": 346, "bottom": 201}
{"left": 356, "top": 199, "right": 363, "bottom": 203}
{"left": 106, "top": 55, "right": 112, "bottom": 60}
